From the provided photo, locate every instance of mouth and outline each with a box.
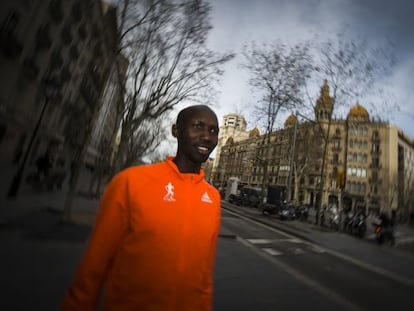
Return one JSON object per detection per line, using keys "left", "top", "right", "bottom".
{"left": 197, "top": 146, "right": 211, "bottom": 155}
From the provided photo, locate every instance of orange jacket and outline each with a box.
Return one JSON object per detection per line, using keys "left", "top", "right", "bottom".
{"left": 62, "top": 158, "right": 221, "bottom": 311}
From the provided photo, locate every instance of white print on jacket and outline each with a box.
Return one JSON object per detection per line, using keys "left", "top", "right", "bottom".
{"left": 201, "top": 192, "right": 213, "bottom": 203}
{"left": 163, "top": 182, "right": 176, "bottom": 202}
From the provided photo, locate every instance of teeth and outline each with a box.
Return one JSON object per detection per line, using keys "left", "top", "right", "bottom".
{"left": 197, "top": 146, "right": 209, "bottom": 153}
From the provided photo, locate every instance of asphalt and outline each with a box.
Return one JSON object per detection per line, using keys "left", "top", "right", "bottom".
{"left": 1, "top": 175, "right": 414, "bottom": 310}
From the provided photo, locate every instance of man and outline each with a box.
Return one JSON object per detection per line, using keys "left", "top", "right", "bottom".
{"left": 62, "top": 105, "right": 221, "bottom": 311}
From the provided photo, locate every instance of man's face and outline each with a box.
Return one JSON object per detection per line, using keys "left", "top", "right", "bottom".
{"left": 176, "top": 108, "right": 219, "bottom": 165}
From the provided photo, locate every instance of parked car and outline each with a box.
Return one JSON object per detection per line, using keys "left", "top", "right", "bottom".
{"left": 228, "top": 186, "right": 262, "bottom": 207}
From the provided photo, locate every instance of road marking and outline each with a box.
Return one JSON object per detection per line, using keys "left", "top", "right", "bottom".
{"left": 311, "top": 245, "right": 326, "bottom": 253}
{"left": 246, "top": 238, "right": 274, "bottom": 244}
{"left": 262, "top": 248, "right": 283, "bottom": 256}
{"left": 237, "top": 236, "right": 366, "bottom": 311}
{"left": 292, "top": 247, "right": 306, "bottom": 255}
{"left": 223, "top": 204, "right": 414, "bottom": 286}
{"left": 324, "top": 248, "right": 414, "bottom": 286}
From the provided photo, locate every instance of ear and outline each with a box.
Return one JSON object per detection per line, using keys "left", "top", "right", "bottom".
{"left": 172, "top": 124, "right": 178, "bottom": 138}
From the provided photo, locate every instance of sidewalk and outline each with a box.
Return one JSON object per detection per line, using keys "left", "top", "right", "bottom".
{"left": 222, "top": 202, "right": 414, "bottom": 248}
{"left": 0, "top": 165, "right": 100, "bottom": 226}
{"left": 0, "top": 189, "right": 358, "bottom": 311}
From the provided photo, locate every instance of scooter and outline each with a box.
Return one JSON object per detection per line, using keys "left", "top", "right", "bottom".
{"left": 373, "top": 223, "right": 395, "bottom": 245}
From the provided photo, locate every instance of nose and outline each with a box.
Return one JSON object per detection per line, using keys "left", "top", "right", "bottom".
{"left": 200, "top": 127, "right": 212, "bottom": 141}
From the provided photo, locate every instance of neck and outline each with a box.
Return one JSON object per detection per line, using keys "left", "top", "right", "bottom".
{"left": 172, "top": 157, "right": 201, "bottom": 174}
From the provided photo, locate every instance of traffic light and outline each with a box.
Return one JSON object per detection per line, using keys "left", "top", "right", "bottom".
{"left": 336, "top": 170, "right": 346, "bottom": 189}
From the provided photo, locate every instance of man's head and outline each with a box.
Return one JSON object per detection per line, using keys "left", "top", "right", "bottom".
{"left": 172, "top": 105, "right": 219, "bottom": 173}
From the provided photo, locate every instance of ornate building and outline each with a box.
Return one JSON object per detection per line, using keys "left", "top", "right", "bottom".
{"left": 211, "top": 113, "right": 249, "bottom": 183}
{"left": 0, "top": 0, "right": 125, "bottom": 197}
{"left": 216, "top": 81, "right": 414, "bottom": 220}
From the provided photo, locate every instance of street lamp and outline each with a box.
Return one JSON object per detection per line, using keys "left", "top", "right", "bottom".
{"left": 7, "top": 79, "right": 59, "bottom": 198}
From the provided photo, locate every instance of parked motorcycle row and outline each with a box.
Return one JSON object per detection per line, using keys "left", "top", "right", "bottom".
{"left": 322, "top": 206, "right": 395, "bottom": 245}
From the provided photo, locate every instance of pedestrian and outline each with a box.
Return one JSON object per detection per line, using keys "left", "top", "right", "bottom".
{"left": 61, "top": 105, "right": 221, "bottom": 311}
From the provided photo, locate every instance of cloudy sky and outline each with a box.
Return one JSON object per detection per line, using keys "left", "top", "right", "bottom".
{"left": 205, "top": 0, "right": 414, "bottom": 139}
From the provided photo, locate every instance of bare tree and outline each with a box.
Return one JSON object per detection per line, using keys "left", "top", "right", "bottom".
{"left": 241, "top": 41, "right": 312, "bottom": 202}
{"left": 309, "top": 31, "right": 396, "bottom": 223}
{"left": 63, "top": 0, "right": 233, "bottom": 222}
{"left": 123, "top": 117, "right": 167, "bottom": 168}
{"left": 113, "top": 0, "right": 234, "bottom": 171}
{"left": 292, "top": 122, "right": 324, "bottom": 203}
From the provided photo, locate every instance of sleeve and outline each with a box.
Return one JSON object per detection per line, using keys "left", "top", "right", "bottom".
{"left": 61, "top": 171, "right": 130, "bottom": 311}
{"left": 205, "top": 191, "right": 222, "bottom": 292}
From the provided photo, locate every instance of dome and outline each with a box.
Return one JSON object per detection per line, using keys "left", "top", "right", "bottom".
{"left": 249, "top": 127, "right": 260, "bottom": 138}
{"left": 348, "top": 103, "right": 369, "bottom": 119}
{"left": 284, "top": 113, "right": 297, "bottom": 128}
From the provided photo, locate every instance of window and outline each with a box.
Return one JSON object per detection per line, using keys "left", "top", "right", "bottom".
{"left": 333, "top": 153, "right": 339, "bottom": 164}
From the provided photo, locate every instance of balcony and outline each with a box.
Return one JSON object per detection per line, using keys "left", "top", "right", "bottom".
{"left": 49, "top": 0, "right": 63, "bottom": 24}
{"left": 80, "top": 78, "right": 98, "bottom": 107}
{"left": 35, "top": 24, "right": 52, "bottom": 50}
{"left": 90, "top": 68, "right": 102, "bottom": 89}
{"left": 71, "top": 2, "right": 83, "bottom": 23}
{"left": 60, "top": 65, "right": 71, "bottom": 83}
{"left": 0, "top": 29, "right": 23, "bottom": 59}
{"left": 78, "top": 23, "right": 88, "bottom": 41}
{"left": 50, "top": 49, "right": 63, "bottom": 69}
{"left": 61, "top": 25, "right": 72, "bottom": 45}
{"left": 69, "top": 45, "right": 79, "bottom": 59}
{"left": 23, "top": 57, "right": 40, "bottom": 80}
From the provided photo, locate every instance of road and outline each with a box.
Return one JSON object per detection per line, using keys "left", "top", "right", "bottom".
{"left": 220, "top": 204, "right": 414, "bottom": 311}
{"left": 1, "top": 195, "right": 413, "bottom": 310}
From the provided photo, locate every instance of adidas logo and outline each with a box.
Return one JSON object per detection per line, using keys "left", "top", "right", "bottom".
{"left": 201, "top": 192, "right": 213, "bottom": 203}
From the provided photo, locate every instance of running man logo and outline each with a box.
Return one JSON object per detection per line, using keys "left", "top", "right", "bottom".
{"left": 163, "top": 182, "right": 176, "bottom": 202}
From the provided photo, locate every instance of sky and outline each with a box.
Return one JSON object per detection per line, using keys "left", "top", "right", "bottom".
{"left": 205, "top": 0, "right": 414, "bottom": 140}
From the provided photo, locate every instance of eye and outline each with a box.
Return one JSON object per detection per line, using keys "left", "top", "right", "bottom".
{"left": 210, "top": 128, "right": 219, "bottom": 135}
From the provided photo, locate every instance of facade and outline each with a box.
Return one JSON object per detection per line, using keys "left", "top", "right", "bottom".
{"left": 216, "top": 81, "right": 414, "bottom": 220}
{"left": 0, "top": 0, "right": 124, "bottom": 196}
{"left": 211, "top": 113, "right": 249, "bottom": 184}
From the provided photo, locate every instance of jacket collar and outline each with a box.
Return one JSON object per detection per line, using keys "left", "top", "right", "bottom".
{"left": 165, "top": 157, "right": 205, "bottom": 183}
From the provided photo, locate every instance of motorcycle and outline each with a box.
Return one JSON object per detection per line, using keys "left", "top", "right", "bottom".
{"left": 373, "top": 223, "right": 395, "bottom": 245}
{"left": 352, "top": 213, "right": 367, "bottom": 238}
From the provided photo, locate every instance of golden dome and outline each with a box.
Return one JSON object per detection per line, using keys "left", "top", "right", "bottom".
{"left": 249, "top": 127, "right": 260, "bottom": 138}
{"left": 349, "top": 103, "right": 369, "bottom": 119}
{"left": 284, "top": 113, "right": 297, "bottom": 128}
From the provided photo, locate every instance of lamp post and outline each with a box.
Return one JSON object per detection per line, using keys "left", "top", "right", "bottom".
{"left": 7, "top": 79, "right": 59, "bottom": 198}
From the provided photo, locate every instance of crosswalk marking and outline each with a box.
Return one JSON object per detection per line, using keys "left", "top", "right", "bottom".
{"left": 311, "top": 245, "right": 326, "bottom": 253}
{"left": 246, "top": 239, "right": 274, "bottom": 244}
{"left": 262, "top": 248, "right": 283, "bottom": 256}
{"left": 246, "top": 238, "right": 304, "bottom": 244}
{"left": 292, "top": 248, "right": 306, "bottom": 255}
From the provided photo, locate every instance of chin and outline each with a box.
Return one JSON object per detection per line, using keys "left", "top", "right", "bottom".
{"left": 194, "top": 154, "right": 210, "bottom": 164}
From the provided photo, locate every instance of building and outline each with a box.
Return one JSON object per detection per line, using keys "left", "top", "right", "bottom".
{"left": 211, "top": 113, "right": 249, "bottom": 186}
{"left": 216, "top": 81, "right": 414, "bottom": 221}
{"left": 0, "top": 0, "right": 123, "bottom": 196}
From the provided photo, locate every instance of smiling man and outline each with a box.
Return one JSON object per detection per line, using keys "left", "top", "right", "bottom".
{"left": 62, "top": 105, "right": 221, "bottom": 311}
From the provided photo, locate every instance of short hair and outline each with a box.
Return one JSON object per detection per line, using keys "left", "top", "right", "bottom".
{"left": 176, "top": 105, "right": 215, "bottom": 129}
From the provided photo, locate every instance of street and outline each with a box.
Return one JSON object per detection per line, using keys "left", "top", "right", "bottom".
{"left": 218, "top": 205, "right": 414, "bottom": 310}
{"left": 1, "top": 194, "right": 414, "bottom": 310}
